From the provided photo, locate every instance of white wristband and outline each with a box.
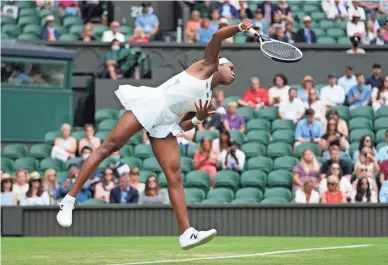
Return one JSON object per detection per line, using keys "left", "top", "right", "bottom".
{"left": 237, "top": 23, "right": 244, "bottom": 32}
{"left": 192, "top": 116, "right": 203, "bottom": 125}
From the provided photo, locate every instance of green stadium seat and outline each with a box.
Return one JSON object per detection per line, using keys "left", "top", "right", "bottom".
{"left": 1, "top": 24, "right": 21, "bottom": 38}
{"left": 312, "top": 28, "right": 325, "bottom": 38}
{"left": 261, "top": 197, "right": 288, "bottom": 203}
{"left": 374, "top": 117, "right": 388, "bottom": 132}
{"left": 121, "top": 156, "right": 142, "bottom": 169}
{"left": 349, "top": 117, "right": 373, "bottom": 131}
{"left": 180, "top": 156, "right": 193, "bottom": 174}
{"left": 350, "top": 106, "right": 373, "bottom": 120}
{"left": 71, "top": 131, "right": 85, "bottom": 141}
{"left": 187, "top": 143, "right": 200, "bottom": 158}
{"left": 184, "top": 170, "right": 211, "bottom": 193}
{"left": 120, "top": 25, "right": 133, "bottom": 35}
{"left": 158, "top": 173, "right": 169, "bottom": 188}
{"left": 143, "top": 156, "right": 162, "bottom": 174}
{"left": 99, "top": 158, "right": 112, "bottom": 169}
{"left": 271, "top": 119, "right": 294, "bottom": 132}
{"left": 336, "top": 20, "right": 347, "bottom": 30}
{"left": 273, "top": 156, "right": 299, "bottom": 171}
{"left": 350, "top": 129, "right": 374, "bottom": 144}
{"left": 256, "top": 107, "right": 278, "bottom": 121}
{"left": 303, "top": 4, "right": 319, "bottom": 13}
{"left": 18, "top": 16, "right": 39, "bottom": 29}
{"left": 267, "top": 170, "right": 293, "bottom": 189}
{"left": 14, "top": 157, "right": 39, "bottom": 172}
{"left": 264, "top": 187, "right": 292, "bottom": 201}
{"left": 195, "top": 130, "right": 219, "bottom": 142}
{"left": 3, "top": 144, "right": 28, "bottom": 159}
{"left": 326, "top": 28, "right": 345, "bottom": 38}
{"left": 185, "top": 188, "right": 206, "bottom": 204}
{"left": 246, "top": 130, "right": 270, "bottom": 146}
{"left": 234, "top": 33, "right": 247, "bottom": 43}
{"left": 214, "top": 170, "right": 239, "bottom": 192}
{"left": 44, "top": 131, "right": 60, "bottom": 145}
{"left": 17, "top": 33, "right": 40, "bottom": 40}
{"left": 134, "top": 144, "right": 154, "bottom": 159}
{"left": 40, "top": 158, "right": 65, "bottom": 172}
{"left": 92, "top": 25, "right": 109, "bottom": 40}
{"left": 19, "top": 8, "right": 37, "bottom": 17}
{"left": 337, "top": 37, "right": 350, "bottom": 44}
{"left": 59, "top": 34, "right": 79, "bottom": 41}
{"left": 127, "top": 131, "right": 143, "bottom": 146}
{"left": 271, "top": 130, "right": 295, "bottom": 145}
{"left": 63, "top": 16, "right": 83, "bottom": 29}
{"left": 236, "top": 107, "right": 255, "bottom": 121}
{"left": 202, "top": 188, "right": 234, "bottom": 203}
{"left": 241, "top": 142, "right": 266, "bottom": 158}
{"left": 310, "top": 12, "right": 326, "bottom": 21}
{"left": 293, "top": 12, "right": 306, "bottom": 21}
{"left": 1, "top": 157, "right": 14, "bottom": 173}
{"left": 23, "top": 24, "right": 41, "bottom": 36}
{"left": 69, "top": 24, "right": 84, "bottom": 35}
{"left": 0, "top": 32, "right": 10, "bottom": 39}
{"left": 376, "top": 107, "right": 388, "bottom": 118}
{"left": 319, "top": 20, "right": 335, "bottom": 30}
{"left": 290, "top": 4, "right": 301, "bottom": 12}
{"left": 29, "top": 144, "right": 52, "bottom": 159}
{"left": 82, "top": 198, "right": 107, "bottom": 205}
{"left": 240, "top": 169, "right": 267, "bottom": 190}
{"left": 231, "top": 187, "right": 263, "bottom": 203}
{"left": 247, "top": 156, "right": 273, "bottom": 173}
{"left": 119, "top": 108, "right": 126, "bottom": 117}
{"left": 334, "top": 105, "right": 350, "bottom": 122}
{"left": 139, "top": 170, "right": 157, "bottom": 183}
{"left": 246, "top": 118, "right": 271, "bottom": 132}
{"left": 317, "top": 37, "right": 336, "bottom": 44}
{"left": 97, "top": 119, "right": 117, "bottom": 131}
{"left": 56, "top": 170, "right": 68, "bottom": 184}
{"left": 267, "top": 142, "right": 292, "bottom": 158}
{"left": 38, "top": 8, "right": 56, "bottom": 19}
{"left": 224, "top": 96, "right": 240, "bottom": 104}
{"left": 294, "top": 142, "right": 319, "bottom": 158}
{"left": 349, "top": 142, "right": 359, "bottom": 158}
{"left": 376, "top": 129, "right": 386, "bottom": 144}
{"left": 120, "top": 145, "right": 133, "bottom": 157}
{"left": 95, "top": 108, "right": 119, "bottom": 124}
{"left": 95, "top": 131, "right": 110, "bottom": 142}
{"left": 66, "top": 157, "right": 83, "bottom": 168}
{"left": 17, "top": 1, "right": 36, "bottom": 9}
{"left": 230, "top": 130, "right": 245, "bottom": 145}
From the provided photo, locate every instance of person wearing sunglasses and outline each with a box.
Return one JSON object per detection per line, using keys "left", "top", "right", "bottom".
{"left": 129, "top": 168, "right": 145, "bottom": 193}
{"left": 353, "top": 159, "right": 378, "bottom": 193}
{"left": 352, "top": 176, "right": 378, "bottom": 203}
{"left": 319, "top": 162, "right": 352, "bottom": 201}
{"left": 321, "top": 175, "right": 346, "bottom": 203}
{"left": 320, "top": 118, "right": 349, "bottom": 153}
{"left": 320, "top": 144, "right": 353, "bottom": 181}
{"left": 138, "top": 175, "right": 169, "bottom": 205}
{"left": 94, "top": 168, "right": 116, "bottom": 203}
{"left": 20, "top": 172, "right": 50, "bottom": 206}
{"left": 353, "top": 135, "right": 380, "bottom": 163}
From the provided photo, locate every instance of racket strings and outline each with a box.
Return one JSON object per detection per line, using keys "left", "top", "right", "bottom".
{"left": 262, "top": 41, "right": 301, "bottom": 60}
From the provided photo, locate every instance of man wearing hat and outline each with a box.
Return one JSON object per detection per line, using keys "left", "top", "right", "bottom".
{"left": 321, "top": 73, "right": 346, "bottom": 107}
{"left": 42, "top": 15, "right": 60, "bottom": 41}
{"left": 346, "top": 11, "right": 365, "bottom": 37}
{"left": 295, "top": 16, "right": 316, "bottom": 43}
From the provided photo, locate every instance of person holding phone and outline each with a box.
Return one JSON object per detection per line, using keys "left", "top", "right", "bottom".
{"left": 347, "top": 73, "right": 371, "bottom": 109}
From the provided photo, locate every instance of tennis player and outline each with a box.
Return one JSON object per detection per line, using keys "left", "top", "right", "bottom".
{"left": 57, "top": 19, "right": 253, "bottom": 250}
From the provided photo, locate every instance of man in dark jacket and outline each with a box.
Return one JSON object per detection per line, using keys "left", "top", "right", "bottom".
{"left": 41, "top": 15, "right": 60, "bottom": 41}
{"left": 295, "top": 16, "right": 317, "bottom": 43}
{"left": 110, "top": 172, "right": 139, "bottom": 204}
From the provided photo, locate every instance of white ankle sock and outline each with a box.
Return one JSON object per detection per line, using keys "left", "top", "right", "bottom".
{"left": 63, "top": 194, "right": 76, "bottom": 204}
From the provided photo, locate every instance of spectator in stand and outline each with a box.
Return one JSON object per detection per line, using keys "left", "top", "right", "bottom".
{"left": 327, "top": 110, "right": 349, "bottom": 139}
{"left": 298, "top": 75, "right": 318, "bottom": 104}
{"left": 353, "top": 164, "right": 378, "bottom": 192}
{"left": 19, "top": 173, "right": 50, "bottom": 206}
{"left": 292, "top": 149, "right": 321, "bottom": 191}
{"left": 104, "top": 39, "right": 121, "bottom": 80}
{"left": 284, "top": 21, "right": 296, "bottom": 44}
{"left": 222, "top": 101, "right": 245, "bottom": 132}
{"left": 321, "top": 73, "right": 346, "bottom": 108}
{"left": 60, "top": 164, "right": 90, "bottom": 203}
{"left": 238, "top": 77, "right": 269, "bottom": 110}
{"left": 219, "top": 18, "right": 234, "bottom": 43}
{"left": 371, "top": 28, "right": 388, "bottom": 44}
{"left": 384, "top": 21, "right": 388, "bottom": 41}
{"left": 108, "top": 151, "right": 130, "bottom": 180}
{"left": 354, "top": 147, "right": 380, "bottom": 189}
{"left": 279, "top": 88, "right": 305, "bottom": 124}
{"left": 380, "top": 179, "right": 388, "bottom": 202}
{"left": 79, "top": 23, "right": 96, "bottom": 42}
{"left": 1, "top": 174, "right": 15, "bottom": 206}
{"left": 362, "top": 20, "right": 377, "bottom": 44}
{"left": 215, "top": 90, "right": 227, "bottom": 114}
{"left": 209, "top": 9, "right": 221, "bottom": 32}
{"left": 268, "top": 12, "right": 284, "bottom": 36}
{"left": 320, "top": 144, "right": 353, "bottom": 181}
{"left": 366, "top": 63, "right": 384, "bottom": 90}
{"left": 185, "top": 10, "right": 202, "bottom": 43}
{"left": 36, "top": 0, "right": 54, "bottom": 9}
{"left": 135, "top": 3, "right": 160, "bottom": 41}
{"left": 195, "top": 17, "right": 215, "bottom": 44}
{"left": 216, "top": 0, "right": 239, "bottom": 19}
{"left": 359, "top": 1, "right": 381, "bottom": 14}
{"left": 277, "top": 0, "right": 293, "bottom": 23}
{"left": 321, "top": 175, "right": 346, "bottom": 203}
{"left": 378, "top": 130, "right": 388, "bottom": 161}
{"left": 212, "top": 130, "right": 231, "bottom": 155}
{"left": 81, "top": 0, "right": 104, "bottom": 24}
{"left": 294, "top": 177, "right": 320, "bottom": 203}
{"left": 258, "top": 0, "right": 279, "bottom": 22}
{"left": 94, "top": 167, "right": 116, "bottom": 203}
{"left": 102, "top": 21, "right": 125, "bottom": 43}
{"left": 218, "top": 140, "right": 245, "bottom": 173}
{"left": 230, "top": 0, "right": 252, "bottom": 19}
{"left": 347, "top": 35, "right": 366, "bottom": 54}
{"left": 129, "top": 26, "right": 150, "bottom": 44}
{"left": 372, "top": 76, "right": 388, "bottom": 111}
{"left": 295, "top": 16, "right": 317, "bottom": 44}
{"left": 12, "top": 169, "right": 29, "bottom": 204}
{"left": 319, "top": 162, "right": 353, "bottom": 201}
{"left": 42, "top": 169, "right": 60, "bottom": 204}
{"left": 109, "top": 172, "right": 139, "bottom": 204}
{"left": 138, "top": 175, "right": 169, "bottom": 205}
{"left": 78, "top": 124, "right": 101, "bottom": 153}
{"left": 129, "top": 168, "right": 145, "bottom": 193}
{"left": 379, "top": 156, "right": 388, "bottom": 186}
{"left": 197, "top": 98, "right": 223, "bottom": 131}
{"left": 58, "top": 0, "right": 80, "bottom": 17}
{"left": 271, "top": 24, "right": 287, "bottom": 41}
{"left": 251, "top": 9, "right": 269, "bottom": 35}
{"left": 42, "top": 15, "right": 60, "bottom": 41}
{"left": 347, "top": 11, "right": 365, "bottom": 37}
{"left": 352, "top": 176, "right": 378, "bottom": 202}
{"left": 353, "top": 135, "right": 379, "bottom": 163}
{"left": 51, "top": 123, "right": 77, "bottom": 162}
{"left": 269, "top": 73, "right": 290, "bottom": 106}
{"left": 78, "top": 145, "right": 101, "bottom": 180}
{"left": 371, "top": 11, "right": 381, "bottom": 30}
{"left": 327, "top": 0, "right": 348, "bottom": 21}
{"left": 338, "top": 66, "right": 357, "bottom": 96}
{"left": 295, "top": 109, "right": 323, "bottom": 146}
{"left": 348, "top": 0, "right": 366, "bottom": 20}
{"left": 320, "top": 118, "right": 349, "bottom": 152}
{"left": 194, "top": 137, "right": 219, "bottom": 188}
{"left": 305, "top": 89, "right": 326, "bottom": 125}
{"left": 348, "top": 73, "right": 372, "bottom": 109}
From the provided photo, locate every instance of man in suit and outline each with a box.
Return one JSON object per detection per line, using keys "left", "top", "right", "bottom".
{"left": 110, "top": 172, "right": 139, "bottom": 204}
{"left": 295, "top": 16, "right": 317, "bottom": 44}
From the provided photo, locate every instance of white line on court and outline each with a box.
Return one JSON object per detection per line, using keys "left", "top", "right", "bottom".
{"left": 106, "top": 244, "right": 373, "bottom": 265}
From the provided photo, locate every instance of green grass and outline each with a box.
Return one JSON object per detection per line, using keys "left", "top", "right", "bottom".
{"left": 2, "top": 237, "right": 388, "bottom": 265}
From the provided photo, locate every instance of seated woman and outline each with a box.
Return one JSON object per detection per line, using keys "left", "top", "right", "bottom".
{"left": 79, "top": 23, "right": 96, "bottom": 42}
{"left": 319, "top": 162, "right": 352, "bottom": 201}
{"left": 292, "top": 149, "right": 321, "bottom": 191}
{"left": 20, "top": 173, "right": 50, "bottom": 206}
{"left": 42, "top": 168, "right": 60, "bottom": 204}
{"left": 305, "top": 88, "right": 326, "bottom": 126}
{"left": 194, "top": 137, "right": 219, "bottom": 188}
{"left": 294, "top": 177, "right": 320, "bottom": 204}
{"left": 320, "top": 118, "right": 349, "bottom": 153}
{"left": 78, "top": 124, "right": 101, "bottom": 154}
{"left": 371, "top": 76, "right": 388, "bottom": 111}
{"left": 129, "top": 26, "right": 150, "bottom": 44}
{"left": 353, "top": 135, "right": 379, "bottom": 163}
{"left": 51, "top": 123, "right": 77, "bottom": 162}
{"left": 352, "top": 176, "right": 378, "bottom": 203}
{"left": 94, "top": 168, "right": 117, "bottom": 203}
{"left": 353, "top": 151, "right": 379, "bottom": 193}
{"left": 138, "top": 175, "right": 169, "bottom": 205}
{"left": 129, "top": 167, "right": 145, "bottom": 193}
{"left": 212, "top": 130, "right": 231, "bottom": 155}
{"left": 321, "top": 175, "right": 346, "bottom": 203}
{"left": 1, "top": 174, "right": 15, "bottom": 206}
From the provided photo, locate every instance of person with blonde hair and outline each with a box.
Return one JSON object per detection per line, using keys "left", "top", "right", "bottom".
{"left": 20, "top": 172, "right": 50, "bottom": 206}
{"left": 129, "top": 26, "right": 150, "bottom": 43}
{"left": 321, "top": 175, "right": 346, "bottom": 203}
{"left": 294, "top": 177, "right": 320, "bottom": 203}
{"left": 42, "top": 168, "right": 60, "bottom": 204}
{"left": 51, "top": 123, "right": 77, "bottom": 161}
{"left": 292, "top": 149, "right": 320, "bottom": 191}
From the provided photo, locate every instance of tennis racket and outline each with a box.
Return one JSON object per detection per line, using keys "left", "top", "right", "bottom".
{"left": 248, "top": 28, "right": 303, "bottom": 63}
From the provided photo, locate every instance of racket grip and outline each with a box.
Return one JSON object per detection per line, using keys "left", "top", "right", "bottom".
{"left": 248, "top": 28, "right": 259, "bottom": 36}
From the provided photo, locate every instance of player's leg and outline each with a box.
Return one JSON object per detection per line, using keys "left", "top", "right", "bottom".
{"left": 57, "top": 111, "right": 142, "bottom": 227}
{"left": 149, "top": 134, "right": 217, "bottom": 250}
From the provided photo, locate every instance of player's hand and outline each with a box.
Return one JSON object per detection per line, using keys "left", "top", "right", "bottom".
{"left": 240, "top": 19, "right": 252, "bottom": 32}
{"left": 195, "top": 99, "right": 216, "bottom": 121}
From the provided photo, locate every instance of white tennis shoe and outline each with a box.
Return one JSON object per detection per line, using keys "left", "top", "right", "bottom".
{"left": 179, "top": 227, "right": 217, "bottom": 250}
{"left": 56, "top": 195, "right": 75, "bottom": 228}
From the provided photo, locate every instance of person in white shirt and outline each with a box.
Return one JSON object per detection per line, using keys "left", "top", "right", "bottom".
{"left": 102, "top": 21, "right": 125, "bottom": 43}
{"left": 347, "top": 0, "right": 366, "bottom": 20}
{"left": 305, "top": 89, "right": 326, "bottom": 126}
{"left": 19, "top": 173, "right": 50, "bottom": 206}
{"left": 279, "top": 88, "right": 305, "bottom": 124}
{"left": 320, "top": 73, "right": 346, "bottom": 107}
{"left": 12, "top": 169, "right": 29, "bottom": 204}
{"left": 351, "top": 176, "right": 378, "bottom": 203}
{"left": 294, "top": 177, "right": 320, "bottom": 204}
{"left": 338, "top": 66, "right": 357, "bottom": 95}
{"left": 361, "top": 20, "right": 377, "bottom": 45}
{"left": 218, "top": 140, "right": 246, "bottom": 173}
{"left": 327, "top": 0, "right": 348, "bottom": 20}
{"left": 347, "top": 11, "right": 365, "bottom": 37}
{"left": 269, "top": 74, "right": 290, "bottom": 106}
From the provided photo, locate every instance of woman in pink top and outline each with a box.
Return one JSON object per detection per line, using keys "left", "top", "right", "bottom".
{"left": 78, "top": 124, "right": 101, "bottom": 154}
{"left": 185, "top": 10, "right": 202, "bottom": 43}
{"left": 194, "top": 137, "right": 219, "bottom": 188}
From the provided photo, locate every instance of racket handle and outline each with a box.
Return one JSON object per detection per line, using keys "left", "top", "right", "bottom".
{"left": 248, "top": 28, "right": 259, "bottom": 36}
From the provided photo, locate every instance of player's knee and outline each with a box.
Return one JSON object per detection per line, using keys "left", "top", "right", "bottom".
{"left": 166, "top": 164, "right": 183, "bottom": 187}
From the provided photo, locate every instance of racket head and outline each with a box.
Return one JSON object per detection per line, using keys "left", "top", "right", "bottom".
{"left": 260, "top": 40, "right": 303, "bottom": 63}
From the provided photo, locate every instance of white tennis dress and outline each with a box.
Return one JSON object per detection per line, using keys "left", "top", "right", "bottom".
{"left": 115, "top": 71, "right": 213, "bottom": 138}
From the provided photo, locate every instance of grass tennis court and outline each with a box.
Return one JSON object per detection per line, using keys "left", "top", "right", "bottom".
{"left": 2, "top": 237, "right": 387, "bottom": 265}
